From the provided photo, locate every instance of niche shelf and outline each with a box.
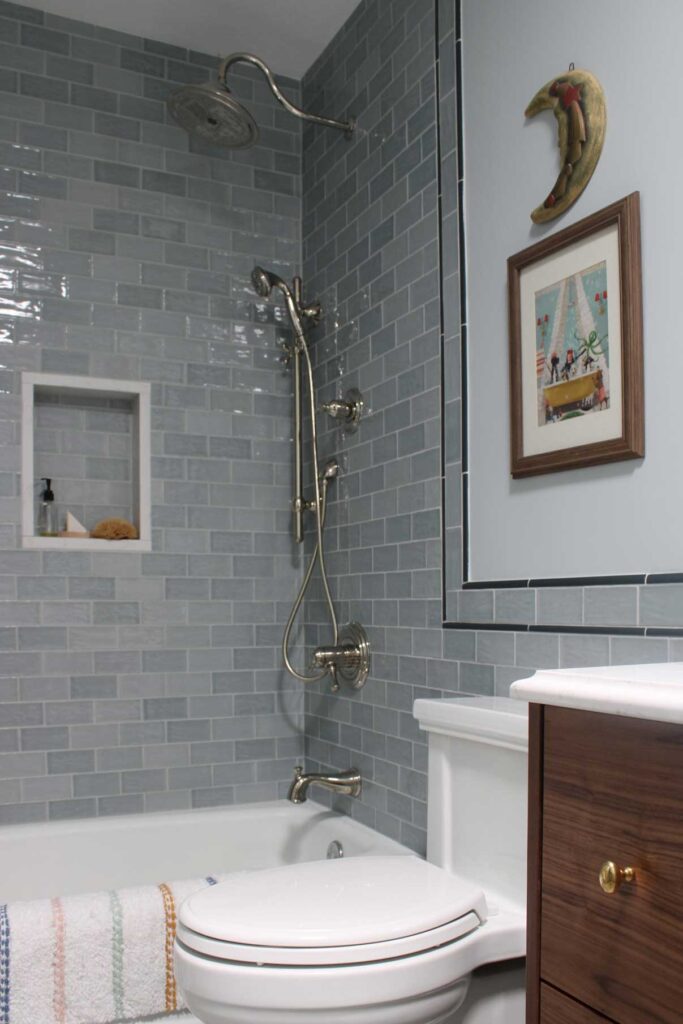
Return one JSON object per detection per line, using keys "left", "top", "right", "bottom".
{"left": 21, "top": 372, "right": 151, "bottom": 551}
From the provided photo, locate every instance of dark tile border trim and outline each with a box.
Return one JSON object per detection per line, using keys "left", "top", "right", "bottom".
{"left": 444, "top": 621, "right": 683, "bottom": 638}
{"left": 444, "top": 620, "right": 528, "bottom": 632}
{"left": 436, "top": 0, "right": 448, "bottom": 624}
{"left": 527, "top": 574, "right": 646, "bottom": 589}
{"left": 465, "top": 579, "right": 531, "bottom": 590}
{"left": 531, "top": 624, "right": 642, "bottom": 636}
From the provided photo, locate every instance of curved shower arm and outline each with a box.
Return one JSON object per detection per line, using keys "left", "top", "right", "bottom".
{"left": 218, "top": 52, "right": 355, "bottom": 137}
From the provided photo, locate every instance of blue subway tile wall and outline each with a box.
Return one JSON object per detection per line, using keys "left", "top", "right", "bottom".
{"left": 0, "top": 1, "right": 304, "bottom": 823}
{"left": 300, "top": 0, "right": 675, "bottom": 855}
{"left": 301, "top": 0, "right": 454, "bottom": 854}
{"left": 2, "top": 0, "right": 677, "bottom": 841}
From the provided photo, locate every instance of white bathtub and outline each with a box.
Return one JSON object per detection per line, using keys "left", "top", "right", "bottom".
{"left": 0, "top": 800, "right": 409, "bottom": 903}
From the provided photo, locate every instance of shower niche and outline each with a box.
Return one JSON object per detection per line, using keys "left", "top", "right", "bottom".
{"left": 21, "top": 372, "right": 151, "bottom": 551}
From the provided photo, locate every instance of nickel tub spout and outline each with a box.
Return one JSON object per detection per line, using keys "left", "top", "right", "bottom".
{"left": 288, "top": 766, "right": 362, "bottom": 804}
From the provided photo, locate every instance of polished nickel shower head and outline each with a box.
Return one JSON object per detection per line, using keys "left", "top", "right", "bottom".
{"left": 167, "top": 82, "right": 258, "bottom": 149}
{"left": 167, "top": 52, "right": 354, "bottom": 150}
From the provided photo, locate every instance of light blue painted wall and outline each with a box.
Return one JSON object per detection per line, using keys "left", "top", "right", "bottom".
{"left": 463, "top": 0, "right": 682, "bottom": 581}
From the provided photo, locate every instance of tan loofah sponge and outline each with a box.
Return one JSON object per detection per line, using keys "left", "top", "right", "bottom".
{"left": 90, "top": 518, "right": 138, "bottom": 540}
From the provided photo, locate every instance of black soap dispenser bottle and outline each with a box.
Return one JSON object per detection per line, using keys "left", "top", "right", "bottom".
{"left": 37, "top": 478, "right": 57, "bottom": 536}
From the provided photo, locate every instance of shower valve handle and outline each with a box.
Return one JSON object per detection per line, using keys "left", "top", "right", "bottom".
{"left": 311, "top": 623, "right": 370, "bottom": 690}
{"left": 320, "top": 389, "right": 364, "bottom": 431}
{"left": 321, "top": 399, "right": 351, "bottom": 420}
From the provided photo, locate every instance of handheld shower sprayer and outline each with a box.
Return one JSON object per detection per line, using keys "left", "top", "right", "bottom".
{"left": 250, "top": 266, "right": 276, "bottom": 299}
{"left": 252, "top": 267, "right": 322, "bottom": 333}
{"left": 320, "top": 458, "right": 340, "bottom": 483}
{"left": 251, "top": 267, "right": 304, "bottom": 344}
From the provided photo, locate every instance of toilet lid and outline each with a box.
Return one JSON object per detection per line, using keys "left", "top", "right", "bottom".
{"left": 178, "top": 855, "right": 487, "bottom": 963}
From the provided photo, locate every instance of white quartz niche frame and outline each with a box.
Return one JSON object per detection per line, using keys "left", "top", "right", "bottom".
{"left": 21, "top": 372, "right": 151, "bottom": 551}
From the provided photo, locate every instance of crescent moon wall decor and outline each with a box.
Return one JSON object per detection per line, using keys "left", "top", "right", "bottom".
{"left": 526, "top": 68, "right": 607, "bottom": 224}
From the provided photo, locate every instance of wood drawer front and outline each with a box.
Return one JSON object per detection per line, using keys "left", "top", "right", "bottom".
{"left": 540, "top": 984, "right": 613, "bottom": 1024}
{"left": 541, "top": 707, "right": 683, "bottom": 1024}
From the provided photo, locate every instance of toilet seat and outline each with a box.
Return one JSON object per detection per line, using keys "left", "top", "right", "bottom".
{"left": 177, "top": 855, "right": 487, "bottom": 967}
{"left": 177, "top": 910, "right": 483, "bottom": 967}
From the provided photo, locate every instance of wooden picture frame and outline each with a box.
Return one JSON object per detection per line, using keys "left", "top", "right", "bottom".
{"left": 508, "top": 192, "right": 643, "bottom": 478}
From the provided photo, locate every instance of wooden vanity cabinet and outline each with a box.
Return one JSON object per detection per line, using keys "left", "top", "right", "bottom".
{"left": 540, "top": 984, "right": 612, "bottom": 1023}
{"left": 527, "top": 704, "right": 683, "bottom": 1024}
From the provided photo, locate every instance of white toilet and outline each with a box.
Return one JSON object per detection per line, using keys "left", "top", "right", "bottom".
{"left": 174, "top": 697, "right": 528, "bottom": 1024}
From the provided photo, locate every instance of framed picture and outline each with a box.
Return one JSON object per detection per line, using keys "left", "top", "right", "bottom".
{"left": 508, "top": 192, "right": 643, "bottom": 478}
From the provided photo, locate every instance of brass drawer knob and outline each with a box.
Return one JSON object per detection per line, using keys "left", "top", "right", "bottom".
{"left": 599, "top": 860, "right": 635, "bottom": 894}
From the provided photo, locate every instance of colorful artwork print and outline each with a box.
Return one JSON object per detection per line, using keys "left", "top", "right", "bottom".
{"left": 535, "top": 260, "right": 609, "bottom": 427}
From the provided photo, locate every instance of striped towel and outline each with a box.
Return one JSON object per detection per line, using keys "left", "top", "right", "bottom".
{"left": 0, "top": 874, "right": 224, "bottom": 1024}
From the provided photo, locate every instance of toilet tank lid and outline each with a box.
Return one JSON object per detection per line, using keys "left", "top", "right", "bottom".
{"left": 413, "top": 697, "right": 528, "bottom": 751}
{"left": 178, "top": 855, "right": 487, "bottom": 948}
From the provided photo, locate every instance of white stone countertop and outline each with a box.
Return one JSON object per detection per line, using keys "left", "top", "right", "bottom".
{"left": 511, "top": 662, "right": 683, "bottom": 724}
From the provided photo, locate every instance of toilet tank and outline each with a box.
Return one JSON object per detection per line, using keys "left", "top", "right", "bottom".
{"left": 413, "top": 696, "right": 528, "bottom": 911}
